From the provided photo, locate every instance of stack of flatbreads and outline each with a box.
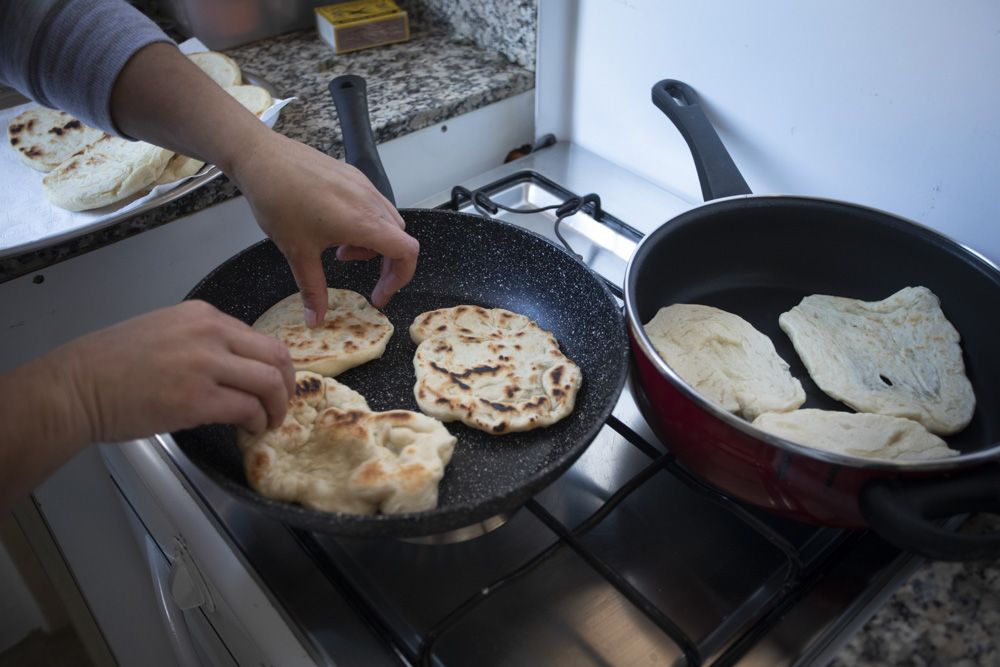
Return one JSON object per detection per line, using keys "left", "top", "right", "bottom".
{"left": 5, "top": 51, "right": 274, "bottom": 212}
{"left": 644, "top": 286, "right": 975, "bottom": 462}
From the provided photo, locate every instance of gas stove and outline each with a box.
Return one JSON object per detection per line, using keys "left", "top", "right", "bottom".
{"left": 103, "top": 140, "right": 926, "bottom": 666}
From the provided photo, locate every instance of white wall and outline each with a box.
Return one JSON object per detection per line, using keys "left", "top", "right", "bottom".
{"left": 538, "top": 0, "right": 1000, "bottom": 263}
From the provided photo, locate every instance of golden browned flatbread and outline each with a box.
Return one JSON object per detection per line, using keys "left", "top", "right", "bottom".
{"left": 7, "top": 107, "right": 104, "bottom": 172}
{"left": 238, "top": 371, "right": 456, "bottom": 514}
{"left": 187, "top": 51, "right": 242, "bottom": 87}
{"left": 411, "top": 305, "right": 582, "bottom": 434}
{"left": 41, "top": 134, "right": 172, "bottom": 210}
{"left": 252, "top": 288, "right": 394, "bottom": 376}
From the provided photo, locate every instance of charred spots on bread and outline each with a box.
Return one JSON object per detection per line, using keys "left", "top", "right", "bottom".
{"left": 23, "top": 146, "right": 44, "bottom": 158}
{"left": 295, "top": 375, "right": 323, "bottom": 396}
{"left": 9, "top": 122, "right": 24, "bottom": 135}
{"left": 64, "top": 119, "right": 82, "bottom": 131}
{"left": 451, "top": 364, "right": 502, "bottom": 378}
{"left": 480, "top": 398, "right": 515, "bottom": 412}
{"left": 550, "top": 365, "right": 564, "bottom": 385}
{"left": 10, "top": 137, "right": 18, "bottom": 146}
{"left": 492, "top": 422, "right": 508, "bottom": 433}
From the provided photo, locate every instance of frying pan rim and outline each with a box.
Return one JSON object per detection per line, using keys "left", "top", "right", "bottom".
{"left": 175, "top": 209, "right": 630, "bottom": 535}
{"left": 623, "top": 192, "right": 1000, "bottom": 472}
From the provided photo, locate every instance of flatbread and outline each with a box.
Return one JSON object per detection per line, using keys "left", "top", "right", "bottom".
{"left": 644, "top": 304, "right": 805, "bottom": 421}
{"left": 224, "top": 84, "right": 273, "bottom": 117}
{"left": 187, "top": 51, "right": 242, "bottom": 87}
{"left": 252, "top": 288, "right": 393, "bottom": 376}
{"left": 156, "top": 154, "right": 205, "bottom": 184}
{"left": 238, "top": 371, "right": 456, "bottom": 515}
{"left": 411, "top": 305, "right": 582, "bottom": 434}
{"left": 753, "top": 409, "right": 959, "bottom": 462}
{"left": 7, "top": 107, "right": 104, "bottom": 172}
{"left": 779, "top": 286, "right": 975, "bottom": 435}
{"left": 41, "top": 135, "right": 172, "bottom": 210}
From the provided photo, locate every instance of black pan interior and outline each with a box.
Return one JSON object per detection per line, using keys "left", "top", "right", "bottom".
{"left": 174, "top": 209, "right": 627, "bottom": 537}
{"left": 628, "top": 196, "right": 1000, "bottom": 455}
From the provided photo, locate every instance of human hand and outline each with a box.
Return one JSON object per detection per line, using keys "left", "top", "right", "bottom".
{"left": 53, "top": 301, "right": 295, "bottom": 442}
{"left": 230, "top": 130, "right": 419, "bottom": 327}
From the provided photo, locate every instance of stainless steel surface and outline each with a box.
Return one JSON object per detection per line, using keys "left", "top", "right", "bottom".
{"left": 142, "top": 141, "right": 914, "bottom": 666}
{"left": 0, "top": 72, "right": 277, "bottom": 261}
{"left": 154, "top": 0, "right": 330, "bottom": 50}
{"left": 0, "top": 84, "right": 29, "bottom": 110}
{"left": 400, "top": 513, "right": 512, "bottom": 545}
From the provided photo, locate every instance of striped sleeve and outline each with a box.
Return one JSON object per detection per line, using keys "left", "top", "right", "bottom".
{"left": 0, "top": 0, "right": 174, "bottom": 136}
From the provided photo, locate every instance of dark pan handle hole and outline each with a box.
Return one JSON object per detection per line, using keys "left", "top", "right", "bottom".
{"left": 879, "top": 374, "right": 894, "bottom": 387}
{"left": 666, "top": 83, "right": 691, "bottom": 106}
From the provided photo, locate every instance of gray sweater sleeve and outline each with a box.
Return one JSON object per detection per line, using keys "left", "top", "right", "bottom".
{"left": 0, "top": 0, "right": 174, "bottom": 136}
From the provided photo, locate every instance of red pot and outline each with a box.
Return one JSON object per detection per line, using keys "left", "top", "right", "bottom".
{"left": 623, "top": 80, "right": 1000, "bottom": 561}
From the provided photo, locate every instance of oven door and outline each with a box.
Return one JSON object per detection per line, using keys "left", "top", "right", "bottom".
{"left": 100, "top": 441, "right": 317, "bottom": 666}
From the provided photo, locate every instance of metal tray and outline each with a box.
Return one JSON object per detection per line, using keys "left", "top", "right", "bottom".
{"left": 0, "top": 72, "right": 279, "bottom": 260}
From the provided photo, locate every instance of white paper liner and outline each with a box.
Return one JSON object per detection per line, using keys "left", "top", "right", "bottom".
{"left": 0, "top": 38, "right": 294, "bottom": 256}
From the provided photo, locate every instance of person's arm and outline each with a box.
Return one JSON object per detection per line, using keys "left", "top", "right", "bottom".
{"left": 109, "top": 42, "right": 419, "bottom": 321}
{"left": 1, "top": 0, "right": 418, "bottom": 324}
{"left": 0, "top": 301, "right": 294, "bottom": 510}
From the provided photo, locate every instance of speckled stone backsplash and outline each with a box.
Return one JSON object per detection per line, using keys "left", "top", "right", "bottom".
{"left": 400, "top": 0, "right": 537, "bottom": 69}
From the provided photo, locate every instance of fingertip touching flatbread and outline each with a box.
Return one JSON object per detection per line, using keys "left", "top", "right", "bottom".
{"left": 41, "top": 135, "right": 172, "bottom": 210}
{"left": 252, "top": 288, "right": 394, "bottom": 376}
{"left": 187, "top": 51, "right": 242, "bottom": 87}
{"left": 238, "top": 371, "right": 456, "bottom": 515}
{"left": 644, "top": 303, "right": 805, "bottom": 421}
{"left": 411, "top": 305, "right": 582, "bottom": 434}
{"left": 779, "top": 286, "right": 975, "bottom": 435}
{"left": 7, "top": 107, "right": 105, "bottom": 172}
{"left": 752, "top": 409, "right": 959, "bottom": 462}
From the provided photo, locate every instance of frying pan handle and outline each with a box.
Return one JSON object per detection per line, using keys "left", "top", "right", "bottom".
{"left": 651, "top": 79, "right": 752, "bottom": 201}
{"left": 860, "top": 464, "right": 1000, "bottom": 561}
{"left": 329, "top": 75, "right": 396, "bottom": 205}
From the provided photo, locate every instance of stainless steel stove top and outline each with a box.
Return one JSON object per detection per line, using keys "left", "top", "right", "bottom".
{"left": 147, "top": 141, "right": 924, "bottom": 666}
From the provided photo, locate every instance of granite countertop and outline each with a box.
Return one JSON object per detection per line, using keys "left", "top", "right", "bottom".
{"left": 834, "top": 512, "right": 1000, "bottom": 666}
{"left": 0, "top": 25, "right": 533, "bottom": 283}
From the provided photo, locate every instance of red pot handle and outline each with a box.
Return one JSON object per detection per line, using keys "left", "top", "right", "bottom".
{"left": 859, "top": 464, "right": 1000, "bottom": 561}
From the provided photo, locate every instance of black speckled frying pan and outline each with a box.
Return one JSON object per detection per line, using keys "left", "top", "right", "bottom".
{"left": 171, "top": 76, "right": 627, "bottom": 538}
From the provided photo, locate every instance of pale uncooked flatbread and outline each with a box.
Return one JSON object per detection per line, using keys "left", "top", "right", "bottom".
{"left": 644, "top": 304, "right": 805, "bottom": 421}
{"left": 411, "top": 305, "right": 582, "bottom": 434}
{"left": 753, "top": 409, "right": 959, "bottom": 462}
{"left": 252, "top": 288, "right": 393, "bottom": 376}
{"left": 238, "top": 371, "right": 456, "bottom": 514}
{"left": 7, "top": 107, "right": 104, "bottom": 172}
{"left": 41, "top": 135, "right": 172, "bottom": 210}
{"left": 779, "top": 286, "right": 975, "bottom": 435}
{"left": 224, "top": 84, "right": 273, "bottom": 116}
{"left": 156, "top": 154, "right": 205, "bottom": 184}
{"left": 188, "top": 51, "right": 242, "bottom": 87}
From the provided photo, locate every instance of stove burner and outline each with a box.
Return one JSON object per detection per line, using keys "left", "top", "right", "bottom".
{"left": 450, "top": 184, "right": 603, "bottom": 260}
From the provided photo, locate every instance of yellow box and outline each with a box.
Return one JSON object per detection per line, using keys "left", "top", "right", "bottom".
{"left": 315, "top": 0, "right": 410, "bottom": 55}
